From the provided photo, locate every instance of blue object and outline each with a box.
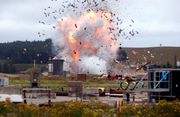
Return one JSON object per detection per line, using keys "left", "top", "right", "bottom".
{"left": 162, "top": 71, "right": 168, "bottom": 80}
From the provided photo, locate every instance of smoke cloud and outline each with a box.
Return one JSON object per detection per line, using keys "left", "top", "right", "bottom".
{"left": 40, "top": 0, "right": 138, "bottom": 74}
{"left": 56, "top": 10, "right": 118, "bottom": 74}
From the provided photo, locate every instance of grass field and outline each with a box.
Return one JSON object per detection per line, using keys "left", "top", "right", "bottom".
{"left": 14, "top": 64, "right": 46, "bottom": 73}
{"left": 8, "top": 74, "right": 148, "bottom": 92}
{"left": 9, "top": 74, "right": 123, "bottom": 90}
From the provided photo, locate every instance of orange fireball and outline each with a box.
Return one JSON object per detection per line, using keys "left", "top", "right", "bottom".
{"left": 58, "top": 11, "right": 118, "bottom": 66}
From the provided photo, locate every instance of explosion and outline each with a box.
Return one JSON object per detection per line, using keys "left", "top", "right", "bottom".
{"left": 39, "top": 0, "right": 138, "bottom": 74}
{"left": 57, "top": 10, "right": 118, "bottom": 74}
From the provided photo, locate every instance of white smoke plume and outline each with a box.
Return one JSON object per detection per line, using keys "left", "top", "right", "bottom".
{"left": 56, "top": 10, "right": 118, "bottom": 74}
{"left": 40, "top": 0, "right": 138, "bottom": 74}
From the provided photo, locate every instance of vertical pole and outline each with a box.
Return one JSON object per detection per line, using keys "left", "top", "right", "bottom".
{"left": 126, "top": 93, "right": 130, "bottom": 104}
{"left": 76, "top": 87, "right": 78, "bottom": 102}
{"left": 23, "top": 90, "right": 27, "bottom": 104}
{"left": 153, "top": 72, "right": 156, "bottom": 88}
{"left": 48, "top": 90, "right": 51, "bottom": 106}
{"left": 34, "top": 60, "right": 36, "bottom": 70}
{"left": 133, "top": 94, "right": 135, "bottom": 102}
{"left": 120, "top": 100, "right": 123, "bottom": 112}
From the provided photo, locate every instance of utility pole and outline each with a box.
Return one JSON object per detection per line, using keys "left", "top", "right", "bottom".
{"left": 33, "top": 59, "right": 36, "bottom": 70}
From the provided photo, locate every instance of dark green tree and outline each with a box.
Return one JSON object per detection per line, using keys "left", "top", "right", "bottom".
{"left": 0, "top": 39, "right": 54, "bottom": 64}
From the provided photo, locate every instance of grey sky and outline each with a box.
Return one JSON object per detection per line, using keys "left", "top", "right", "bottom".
{"left": 118, "top": 0, "right": 180, "bottom": 47}
{"left": 0, "top": 0, "right": 180, "bottom": 47}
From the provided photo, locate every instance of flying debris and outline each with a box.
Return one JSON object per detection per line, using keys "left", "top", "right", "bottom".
{"left": 38, "top": 0, "right": 139, "bottom": 74}
{"left": 114, "top": 59, "right": 120, "bottom": 64}
{"left": 52, "top": 26, "right": 56, "bottom": 29}
{"left": 119, "top": 29, "right": 123, "bottom": 34}
{"left": 129, "top": 30, "right": 135, "bottom": 36}
{"left": 75, "top": 24, "right": 77, "bottom": 28}
{"left": 131, "top": 19, "right": 134, "bottom": 23}
{"left": 53, "top": 16, "right": 57, "bottom": 20}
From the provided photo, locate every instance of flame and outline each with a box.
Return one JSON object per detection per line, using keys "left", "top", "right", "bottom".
{"left": 68, "top": 32, "right": 77, "bottom": 44}
{"left": 86, "top": 11, "right": 96, "bottom": 19}
{"left": 73, "top": 50, "right": 80, "bottom": 64}
{"left": 58, "top": 10, "right": 118, "bottom": 66}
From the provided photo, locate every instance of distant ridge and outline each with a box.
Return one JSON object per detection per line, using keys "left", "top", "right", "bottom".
{"left": 123, "top": 47, "right": 180, "bottom": 65}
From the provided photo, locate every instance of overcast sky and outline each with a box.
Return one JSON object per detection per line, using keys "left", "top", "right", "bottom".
{"left": 0, "top": 0, "right": 180, "bottom": 47}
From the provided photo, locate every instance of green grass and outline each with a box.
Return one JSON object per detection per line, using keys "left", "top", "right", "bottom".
{"left": 9, "top": 74, "right": 148, "bottom": 90}
{"left": 9, "top": 75, "right": 122, "bottom": 89}
{"left": 14, "top": 64, "right": 46, "bottom": 73}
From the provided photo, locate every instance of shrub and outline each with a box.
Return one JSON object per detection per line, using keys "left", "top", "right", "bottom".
{"left": 0, "top": 100, "right": 180, "bottom": 117}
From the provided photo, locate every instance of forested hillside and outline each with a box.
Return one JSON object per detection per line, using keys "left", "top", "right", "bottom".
{"left": 0, "top": 39, "right": 54, "bottom": 64}
{"left": 0, "top": 39, "right": 54, "bottom": 73}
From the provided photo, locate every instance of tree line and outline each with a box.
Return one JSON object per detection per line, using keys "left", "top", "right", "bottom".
{"left": 0, "top": 39, "right": 54, "bottom": 64}
{"left": 0, "top": 39, "right": 54, "bottom": 73}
